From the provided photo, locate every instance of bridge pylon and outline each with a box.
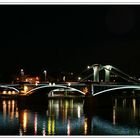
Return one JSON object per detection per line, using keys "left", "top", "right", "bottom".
{"left": 104, "top": 65, "right": 112, "bottom": 83}
{"left": 93, "top": 64, "right": 100, "bottom": 83}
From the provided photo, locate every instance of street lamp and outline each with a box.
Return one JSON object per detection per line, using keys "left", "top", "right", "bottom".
{"left": 87, "top": 65, "right": 90, "bottom": 69}
{"left": 21, "top": 69, "right": 24, "bottom": 76}
{"left": 78, "top": 77, "right": 81, "bottom": 81}
{"left": 20, "top": 69, "right": 24, "bottom": 82}
{"left": 44, "top": 70, "right": 47, "bottom": 82}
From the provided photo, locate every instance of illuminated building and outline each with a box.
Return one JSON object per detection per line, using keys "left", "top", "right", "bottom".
{"left": 15, "top": 75, "right": 40, "bottom": 84}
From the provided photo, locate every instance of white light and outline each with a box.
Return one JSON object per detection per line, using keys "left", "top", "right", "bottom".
{"left": 77, "top": 106, "right": 81, "bottom": 118}
{"left": 68, "top": 83, "right": 71, "bottom": 86}
{"left": 87, "top": 66, "right": 90, "bottom": 69}
{"left": 78, "top": 77, "right": 81, "bottom": 81}
{"left": 53, "top": 83, "right": 55, "bottom": 86}
{"left": 49, "top": 83, "right": 52, "bottom": 86}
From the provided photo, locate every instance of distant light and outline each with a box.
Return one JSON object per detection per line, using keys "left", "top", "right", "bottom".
{"left": 36, "top": 77, "right": 39, "bottom": 80}
{"left": 52, "top": 83, "right": 55, "bottom": 86}
{"left": 68, "top": 83, "right": 71, "bottom": 86}
{"left": 8, "top": 91, "right": 11, "bottom": 95}
{"left": 12, "top": 91, "right": 16, "bottom": 94}
{"left": 24, "top": 86, "right": 28, "bottom": 93}
{"left": 3, "top": 91, "right": 6, "bottom": 94}
{"left": 87, "top": 66, "right": 90, "bottom": 69}
{"left": 44, "top": 70, "right": 47, "bottom": 74}
{"left": 49, "top": 83, "right": 52, "bottom": 86}
{"left": 78, "top": 77, "right": 81, "bottom": 81}
{"left": 21, "top": 69, "right": 24, "bottom": 76}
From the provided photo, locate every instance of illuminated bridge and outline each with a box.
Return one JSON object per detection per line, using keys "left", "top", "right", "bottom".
{"left": 0, "top": 64, "right": 140, "bottom": 98}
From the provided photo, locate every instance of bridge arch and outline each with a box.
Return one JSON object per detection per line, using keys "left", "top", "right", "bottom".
{"left": 93, "top": 85, "right": 140, "bottom": 96}
{"left": 26, "top": 85, "right": 86, "bottom": 96}
{"left": 0, "top": 85, "right": 19, "bottom": 93}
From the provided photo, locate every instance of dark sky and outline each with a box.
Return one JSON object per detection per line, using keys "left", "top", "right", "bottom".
{"left": 1, "top": 5, "right": 140, "bottom": 80}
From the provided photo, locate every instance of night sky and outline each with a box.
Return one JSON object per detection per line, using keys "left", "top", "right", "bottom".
{"left": 1, "top": 5, "right": 140, "bottom": 81}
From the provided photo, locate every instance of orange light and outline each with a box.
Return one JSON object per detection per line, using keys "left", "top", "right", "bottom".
{"left": 36, "top": 77, "right": 39, "bottom": 80}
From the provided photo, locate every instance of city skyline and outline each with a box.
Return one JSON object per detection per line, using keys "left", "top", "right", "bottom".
{"left": 0, "top": 5, "right": 140, "bottom": 81}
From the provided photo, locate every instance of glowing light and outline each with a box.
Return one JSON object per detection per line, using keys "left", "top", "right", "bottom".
{"left": 68, "top": 82, "right": 71, "bottom": 86}
{"left": 67, "top": 119, "right": 71, "bottom": 135}
{"left": 77, "top": 105, "right": 81, "bottom": 118}
{"left": 2, "top": 100, "right": 6, "bottom": 119}
{"left": 21, "top": 69, "right": 24, "bottom": 76}
{"left": 24, "top": 86, "right": 28, "bottom": 93}
{"left": 19, "top": 128, "right": 23, "bottom": 136}
{"left": 49, "top": 83, "right": 52, "bottom": 86}
{"left": 78, "top": 77, "right": 81, "bottom": 81}
{"left": 133, "top": 98, "right": 136, "bottom": 118}
{"left": 48, "top": 117, "right": 51, "bottom": 135}
{"left": 84, "top": 118, "right": 88, "bottom": 135}
{"left": 34, "top": 113, "right": 37, "bottom": 135}
{"left": 15, "top": 107, "right": 19, "bottom": 118}
{"left": 113, "top": 106, "right": 116, "bottom": 125}
{"left": 11, "top": 100, "right": 15, "bottom": 120}
{"left": 83, "top": 87, "right": 88, "bottom": 94}
{"left": 0, "top": 86, "right": 19, "bottom": 93}
{"left": 8, "top": 101, "right": 11, "bottom": 115}
{"left": 70, "top": 99, "right": 73, "bottom": 108}
{"left": 42, "top": 121, "right": 46, "bottom": 136}
{"left": 36, "top": 77, "right": 39, "bottom": 80}
{"left": 44, "top": 70, "right": 47, "bottom": 73}
{"left": 87, "top": 65, "right": 90, "bottom": 69}
{"left": 52, "top": 83, "right": 55, "bottom": 86}
{"left": 26, "top": 85, "right": 85, "bottom": 95}
{"left": 93, "top": 86, "right": 140, "bottom": 96}
{"left": 35, "top": 83, "right": 38, "bottom": 86}
{"left": 65, "top": 100, "right": 69, "bottom": 109}
{"left": 12, "top": 91, "right": 16, "bottom": 94}
{"left": 8, "top": 91, "right": 11, "bottom": 95}
{"left": 44, "top": 70, "right": 47, "bottom": 82}
{"left": 2, "top": 91, "right": 6, "bottom": 94}
{"left": 23, "top": 111, "right": 28, "bottom": 133}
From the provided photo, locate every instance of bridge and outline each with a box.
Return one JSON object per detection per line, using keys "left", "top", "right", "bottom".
{"left": 0, "top": 64, "right": 140, "bottom": 98}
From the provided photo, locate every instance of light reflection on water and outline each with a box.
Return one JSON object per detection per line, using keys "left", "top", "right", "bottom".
{"left": 0, "top": 95, "right": 140, "bottom": 135}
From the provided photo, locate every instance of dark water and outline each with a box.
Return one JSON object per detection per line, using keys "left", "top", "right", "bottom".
{"left": 0, "top": 92, "right": 140, "bottom": 135}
